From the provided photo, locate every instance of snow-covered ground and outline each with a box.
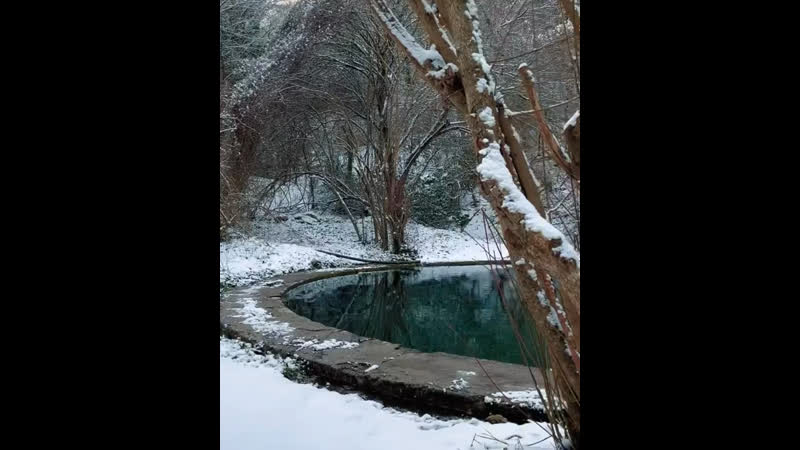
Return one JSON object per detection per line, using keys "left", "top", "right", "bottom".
{"left": 219, "top": 205, "right": 559, "bottom": 449}
{"left": 221, "top": 210, "right": 508, "bottom": 289}
{"left": 220, "top": 337, "right": 556, "bottom": 450}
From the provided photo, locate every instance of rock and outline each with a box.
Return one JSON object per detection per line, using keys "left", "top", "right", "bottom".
{"left": 485, "top": 414, "right": 507, "bottom": 424}
{"left": 274, "top": 215, "right": 289, "bottom": 222}
{"left": 310, "top": 259, "right": 323, "bottom": 269}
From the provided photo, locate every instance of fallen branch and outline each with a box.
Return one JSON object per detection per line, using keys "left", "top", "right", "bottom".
{"left": 314, "top": 249, "right": 420, "bottom": 265}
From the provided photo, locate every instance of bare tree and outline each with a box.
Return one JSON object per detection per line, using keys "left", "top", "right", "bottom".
{"left": 368, "top": 0, "right": 581, "bottom": 445}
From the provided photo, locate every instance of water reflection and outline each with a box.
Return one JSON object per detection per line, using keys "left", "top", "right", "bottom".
{"left": 285, "top": 266, "right": 541, "bottom": 365}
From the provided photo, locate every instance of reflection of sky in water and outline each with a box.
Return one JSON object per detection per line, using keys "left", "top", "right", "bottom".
{"left": 285, "top": 266, "right": 543, "bottom": 366}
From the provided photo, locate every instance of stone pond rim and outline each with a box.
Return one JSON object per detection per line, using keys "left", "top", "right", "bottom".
{"left": 219, "top": 261, "right": 550, "bottom": 424}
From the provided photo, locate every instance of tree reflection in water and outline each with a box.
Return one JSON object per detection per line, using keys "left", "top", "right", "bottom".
{"left": 285, "top": 266, "right": 541, "bottom": 365}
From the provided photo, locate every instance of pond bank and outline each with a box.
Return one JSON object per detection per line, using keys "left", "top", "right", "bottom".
{"left": 220, "top": 264, "right": 549, "bottom": 424}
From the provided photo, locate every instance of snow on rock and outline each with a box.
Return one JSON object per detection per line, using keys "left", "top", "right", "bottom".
{"left": 221, "top": 337, "right": 556, "bottom": 449}
{"left": 449, "top": 377, "right": 469, "bottom": 391}
{"left": 476, "top": 143, "right": 580, "bottom": 268}
{"left": 292, "top": 338, "right": 360, "bottom": 351}
{"left": 233, "top": 298, "right": 295, "bottom": 336}
{"left": 233, "top": 298, "right": 361, "bottom": 351}
{"left": 485, "top": 390, "right": 546, "bottom": 410}
{"left": 220, "top": 336, "right": 296, "bottom": 371}
{"left": 364, "top": 364, "right": 379, "bottom": 373}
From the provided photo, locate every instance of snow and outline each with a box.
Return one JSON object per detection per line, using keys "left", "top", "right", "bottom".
{"left": 475, "top": 144, "right": 580, "bottom": 268}
{"left": 220, "top": 239, "right": 346, "bottom": 288}
{"left": 465, "top": 0, "right": 485, "bottom": 54}
{"left": 546, "top": 308, "right": 562, "bottom": 329}
{"left": 437, "top": 27, "right": 458, "bottom": 58}
{"left": 364, "top": 364, "right": 379, "bottom": 373}
{"left": 564, "top": 109, "right": 580, "bottom": 131}
{"left": 221, "top": 338, "right": 556, "bottom": 449}
{"left": 221, "top": 211, "right": 511, "bottom": 289}
{"left": 420, "top": 0, "right": 436, "bottom": 14}
{"left": 464, "top": 0, "right": 504, "bottom": 103}
{"left": 449, "top": 377, "right": 469, "bottom": 391}
{"left": 485, "top": 390, "right": 546, "bottom": 410}
{"left": 427, "top": 62, "right": 458, "bottom": 79}
{"left": 371, "top": 1, "right": 444, "bottom": 70}
{"left": 293, "top": 338, "right": 360, "bottom": 351}
{"left": 536, "top": 290, "right": 548, "bottom": 307}
{"left": 233, "top": 298, "right": 295, "bottom": 336}
{"left": 406, "top": 221, "right": 508, "bottom": 262}
{"left": 233, "top": 295, "right": 360, "bottom": 350}
{"left": 413, "top": 44, "right": 446, "bottom": 69}
{"left": 478, "top": 106, "right": 496, "bottom": 128}
{"left": 472, "top": 52, "right": 492, "bottom": 75}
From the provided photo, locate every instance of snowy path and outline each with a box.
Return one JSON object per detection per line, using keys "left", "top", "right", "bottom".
{"left": 220, "top": 338, "right": 555, "bottom": 450}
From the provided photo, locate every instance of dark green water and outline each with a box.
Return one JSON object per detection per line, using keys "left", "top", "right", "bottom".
{"left": 284, "top": 266, "right": 542, "bottom": 365}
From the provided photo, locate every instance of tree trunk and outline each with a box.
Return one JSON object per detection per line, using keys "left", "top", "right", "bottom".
{"left": 368, "top": 0, "right": 581, "bottom": 443}
{"left": 518, "top": 65, "right": 579, "bottom": 183}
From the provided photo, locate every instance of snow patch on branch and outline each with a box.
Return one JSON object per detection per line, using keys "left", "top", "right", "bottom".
{"left": 476, "top": 144, "right": 580, "bottom": 267}
{"left": 472, "top": 53, "right": 492, "bottom": 76}
{"left": 547, "top": 308, "right": 562, "bottom": 330}
{"left": 420, "top": 1, "right": 458, "bottom": 57}
{"left": 372, "top": 2, "right": 444, "bottom": 69}
{"left": 521, "top": 66, "right": 535, "bottom": 82}
{"left": 464, "top": 1, "right": 504, "bottom": 103}
{"left": 412, "top": 44, "right": 445, "bottom": 70}
{"left": 427, "top": 62, "right": 459, "bottom": 79}
{"left": 478, "top": 107, "right": 496, "bottom": 128}
{"left": 564, "top": 109, "right": 580, "bottom": 131}
{"left": 465, "top": 0, "right": 483, "bottom": 52}
{"left": 420, "top": 0, "right": 437, "bottom": 14}
{"left": 476, "top": 77, "right": 495, "bottom": 95}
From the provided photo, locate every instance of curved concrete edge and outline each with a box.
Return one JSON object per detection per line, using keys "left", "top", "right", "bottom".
{"left": 220, "top": 263, "right": 548, "bottom": 424}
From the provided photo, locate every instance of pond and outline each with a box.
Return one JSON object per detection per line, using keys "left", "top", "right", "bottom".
{"left": 284, "top": 266, "right": 544, "bottom": 365}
